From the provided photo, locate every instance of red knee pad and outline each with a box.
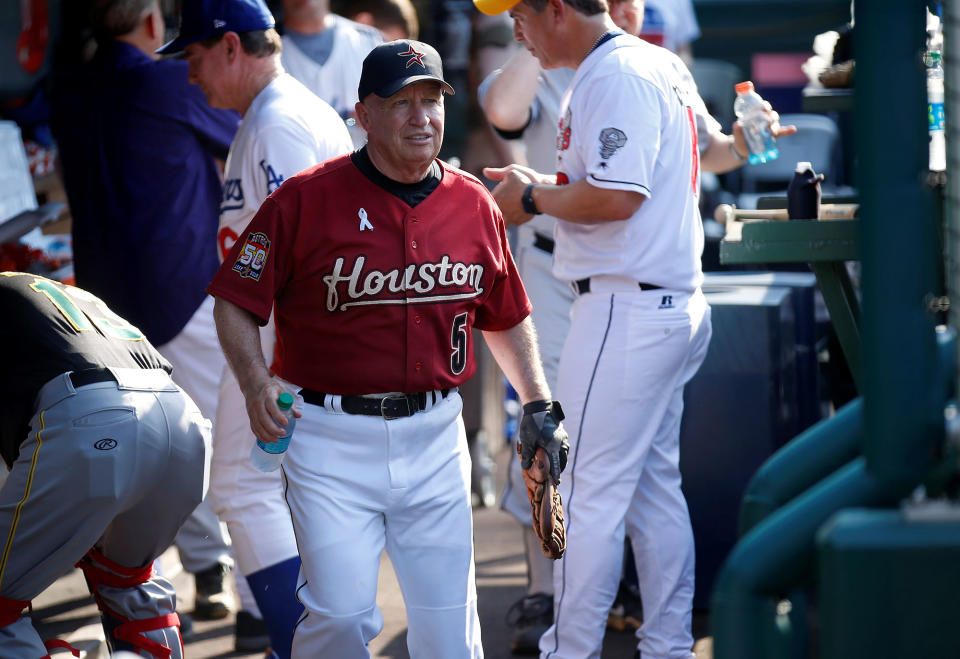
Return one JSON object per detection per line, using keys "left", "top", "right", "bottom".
{"left": 76, "top": 548, "right": 153, "bottom": 591}
{"left": 111, "top": 613, "right": 182, "bottom": 658}
{"left": 76, "top": 549, "right": 182, "bottom": 658}
{"left": 0, "top": 598, "right": 81, "bottom": 657}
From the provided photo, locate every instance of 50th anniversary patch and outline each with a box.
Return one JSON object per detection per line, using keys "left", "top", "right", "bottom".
{"left": 233, "top": 232, "right": 271, "bottom": 281}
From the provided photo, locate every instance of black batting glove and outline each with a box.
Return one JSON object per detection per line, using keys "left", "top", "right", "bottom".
{"left": 517, "top": 400, "right": 569, "bottom": 485}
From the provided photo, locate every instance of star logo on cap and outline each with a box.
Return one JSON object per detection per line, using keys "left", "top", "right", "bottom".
{"left": 398, "top": 45, "right": 425, "bottom": 69}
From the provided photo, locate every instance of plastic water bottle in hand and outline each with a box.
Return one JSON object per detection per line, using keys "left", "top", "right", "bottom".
{"left": 733, "top": 81, "right": 779, "bottom": 165}
{"left": 250, "top": 392, "right": 296, "bottom": 472}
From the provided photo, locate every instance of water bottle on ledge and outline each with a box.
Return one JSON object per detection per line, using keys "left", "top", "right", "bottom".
{"left": 734, "top": 81, "right": 779, "bottom": 165}
{"left": 927, "top": 51, "right": 946, "bottom": 172}
{"left": 250, "top": 391, "right": 296, "bottom": 472}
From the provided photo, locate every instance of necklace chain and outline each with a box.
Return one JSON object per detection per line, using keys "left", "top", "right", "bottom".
{"left": 589, "top": 30, "right": 616, "bottom": 55}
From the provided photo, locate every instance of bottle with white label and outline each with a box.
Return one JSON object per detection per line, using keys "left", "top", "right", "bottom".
{"left": 250, "top": 392, "right": 295, "bottom": 472}
{"left": 927, "top": 51, "right": 946, "bottom": 172}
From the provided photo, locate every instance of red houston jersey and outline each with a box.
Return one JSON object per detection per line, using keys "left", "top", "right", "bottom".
{"left": 208, "top": 154, "right": 531, "bottom": 394}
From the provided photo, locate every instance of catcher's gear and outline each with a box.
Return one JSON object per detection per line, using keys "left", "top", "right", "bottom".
{"left": 517, "top": 400, "right": 569, "bottom": 485}
{"left": 521, "top": 446, "right": 566, "bottom": 559}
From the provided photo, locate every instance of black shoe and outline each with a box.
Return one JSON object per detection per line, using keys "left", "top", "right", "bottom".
{"left": 505, "top": 592, "right": 553, "bottom": 654}
{"left": 235, "top": 610, "right": 271, "bottom": 653}
{"left": 607, "top": 581, "right": 643, "bottom": 632}
{"left": 178, "top": 612, "right": 195, "bottom": 642}
{"left": 193, "top": 562, "right": 233, "bottom": 620}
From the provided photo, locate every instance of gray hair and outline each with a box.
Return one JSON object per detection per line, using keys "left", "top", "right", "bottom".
{"left": 90, "top": 0, "right": 156, "bottom": 39}
{"left": 200, "top": 29, "right": 283, "bottom": 58}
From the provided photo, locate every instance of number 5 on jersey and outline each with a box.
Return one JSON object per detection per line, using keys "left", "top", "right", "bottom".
{"left": 450, "top": 312, "right": 468, "bottom": 376}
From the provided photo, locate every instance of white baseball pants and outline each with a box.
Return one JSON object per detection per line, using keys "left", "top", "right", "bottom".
{"left": 282, "top": 391, "right": 483, "bottom": 659}
{"left": 540, "top": 283, "right": 711, "bottom": 659}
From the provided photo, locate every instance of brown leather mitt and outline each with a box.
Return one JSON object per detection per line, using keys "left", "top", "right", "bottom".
{"left": 520, "top": 446, "right": 566, "bottom": 560}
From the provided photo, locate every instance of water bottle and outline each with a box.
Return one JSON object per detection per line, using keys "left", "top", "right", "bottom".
{"left": 733, "top": 81, "right": 780, "bottom": 165}
{"left": 787, "top": 161, "right": 825, "bottom": 220}
{"left": 927, "top": 51, "right": 946, "bottom": 172}
{"left": 250, "top": 392, "right": 296, "bottom": 472}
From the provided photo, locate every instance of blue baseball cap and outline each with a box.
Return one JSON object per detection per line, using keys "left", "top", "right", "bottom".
{"left": 358, "top": 40, "right": 455, "bottom": 101}
{"left": 157, "top": 0, "right": 275, "bottom": 55}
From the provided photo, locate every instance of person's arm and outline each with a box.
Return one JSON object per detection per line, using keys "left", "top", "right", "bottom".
{"left": 483, "top": 164, "right": 645, "bottom": 225}
{"left": 481, "top": 47, "right": 542, "bottom": 133}
{"left": 484, "top": 317, "right": 569, "bottom": 484}
{"left": 700, "top": 126, "right": 750, "bottom": 175}
{"left": 213, "top": 297, "right": 298, "bottom": 443}
{"left": 482, "top": 316, "right": 551, "bottom": 405}
{"left": 700, "top": 111, "right": 799, "bottom": 174}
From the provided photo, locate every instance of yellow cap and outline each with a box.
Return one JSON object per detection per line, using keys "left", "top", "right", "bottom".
{"left": 473, "top": 0, "right": 522, "bottom": 15}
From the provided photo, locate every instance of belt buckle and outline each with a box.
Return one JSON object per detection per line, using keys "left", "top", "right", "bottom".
{"left": 380, "top": 394, "right": 411, "bottom": 420}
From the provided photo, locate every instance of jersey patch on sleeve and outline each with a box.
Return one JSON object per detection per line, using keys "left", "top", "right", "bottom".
{"left": 599, "top": 127, "right": 628, "bottom": 160}
{"left": 557, "top": 108, "right": 572, "bottom": 151}
{"left": 232, "top": 232, "right": 271, "bottom": 281}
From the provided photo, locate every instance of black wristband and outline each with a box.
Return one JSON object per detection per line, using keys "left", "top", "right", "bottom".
{"left": 521, "top": 399, "right": 565, "bottom": 421}
{"left": 522, "top": 399, "right": 551, "bottom": 414}
{"left": 521, "top": 184, "right": 540, "bottom": 215}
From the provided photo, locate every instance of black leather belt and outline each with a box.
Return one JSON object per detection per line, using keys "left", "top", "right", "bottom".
{"left": 574, "top": 278, "right": 662, "bottom": 295}
{"left": 70, "top": 368, "right": 116, "bottom": 388}
{"left": 533, "top": 232, "right": 555, "bottom": 254}
{"left": 300, "top": 389, "right": 451, "bottom": 420}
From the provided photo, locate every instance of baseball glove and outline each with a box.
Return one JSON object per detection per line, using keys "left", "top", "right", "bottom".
{"left": 521, "top": 445, "right": 566, "bottom": 560}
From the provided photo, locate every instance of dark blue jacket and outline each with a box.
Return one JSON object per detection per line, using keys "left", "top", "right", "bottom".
{"left": 52, "top": 41, "right": 239, "bottom": 345}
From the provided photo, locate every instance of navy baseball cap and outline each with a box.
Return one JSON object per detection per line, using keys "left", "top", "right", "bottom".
{"left": 157, "top": 0, "right": 275, "bottom": 55}
{"left": 358, "top": 40, "right": 455, "bottom": 101}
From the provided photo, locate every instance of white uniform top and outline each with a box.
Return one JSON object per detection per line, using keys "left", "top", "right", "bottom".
{"left": 217, "top": 73, "right": 354, "bottom": 261}
{"left": 639, "top": 0, "right": 701, "bottom": 54}
{"left": 280, "top": 16, "right": 382, "bottom": 148}
{"left": 552, "top": 34, "right": 711, "bottom": 291}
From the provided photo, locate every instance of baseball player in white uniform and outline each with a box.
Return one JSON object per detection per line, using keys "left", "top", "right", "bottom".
{"left": 281, "top": 0, "right": 383, "bottom": 146}
{"left": 477, "top": 0, "right": 790, "bottom": 648}
{"left": 160, "top": 1, "right": 353, "bottom": 655}
{"left": 477, "top": 0, "right": 715, "bottom": 656}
